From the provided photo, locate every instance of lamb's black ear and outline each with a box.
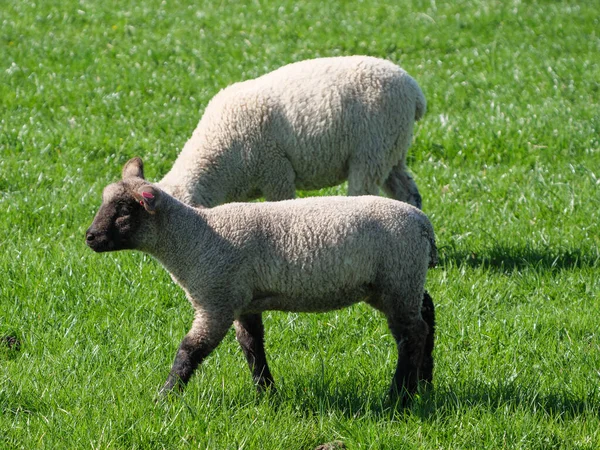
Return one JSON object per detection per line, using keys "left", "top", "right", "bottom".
{"left": 123, "top": 157, "right": 145, "bottom": 180}
{"left": 134, "top": 185, "right": 161, "bottom": 214}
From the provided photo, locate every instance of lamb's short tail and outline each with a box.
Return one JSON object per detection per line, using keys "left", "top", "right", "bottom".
{"left": 428, "top": 235, "right": 438, "bottom": 268}
{"left": 414, "top": 85, "right": 427, "bottom": 122}
{"left": 420, "top": 221, "right": 437, "bottom": 268}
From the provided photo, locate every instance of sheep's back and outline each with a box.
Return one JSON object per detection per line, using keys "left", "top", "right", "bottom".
{"left": 203, "top": 56, "right": 424, "bottom": 190}
{"left": 206, "top": 196, "right": 433, "bottom": 311}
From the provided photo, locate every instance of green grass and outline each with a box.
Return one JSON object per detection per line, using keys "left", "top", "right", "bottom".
{"left": 1, "top": 0, "right": 599, "bottom": 448}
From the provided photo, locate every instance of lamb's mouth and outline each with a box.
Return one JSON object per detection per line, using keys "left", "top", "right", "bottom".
{"left": 85, "top": 231, "right": 115, "bottom": 252}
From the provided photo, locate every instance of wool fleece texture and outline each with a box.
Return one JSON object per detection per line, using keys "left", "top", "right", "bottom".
{"left": 159, "top": 55, "right": 426, "bottom": 209}
{"left": 87, "top": 158, "right": 437, "bottom": 402}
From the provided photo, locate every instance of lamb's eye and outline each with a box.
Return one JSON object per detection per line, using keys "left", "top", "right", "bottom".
{"left": 119, "top": 205, "right": 131, "bottom": 217}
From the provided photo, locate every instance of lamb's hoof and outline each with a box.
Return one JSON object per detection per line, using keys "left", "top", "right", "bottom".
{"left": 157, "top": 376, "right": 186, "bottom": 399}
{"left": 387, "top": 384, "right": 417, "bottom": 409}
{"left": 255, "top": 378, "right": 277, "bottom": 394}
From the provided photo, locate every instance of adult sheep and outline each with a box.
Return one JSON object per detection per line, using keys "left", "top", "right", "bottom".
{"left": 86, "top": 158, "right": 437, "bottom": 403}
{"left": 159, "top": 55, "right": 426, "bottom": 209}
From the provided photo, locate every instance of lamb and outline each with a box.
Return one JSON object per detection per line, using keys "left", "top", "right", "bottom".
{"left": 158, "top": 55, "right": 426, "bottom": 209}
{"left": 86, "top": 158, "right": 437, "bottom": 402}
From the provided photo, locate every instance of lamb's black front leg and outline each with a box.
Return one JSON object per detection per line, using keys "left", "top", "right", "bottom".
{"left": 161, "top": 312, "right": 233, "bottom": 395}
{"left": 234, "top": 313, "right": 275, "bottom": 391}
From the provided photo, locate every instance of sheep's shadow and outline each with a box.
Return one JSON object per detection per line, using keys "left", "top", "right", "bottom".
{"left": 439, "top": 244, "right": 598, "bottom": 273}
{"left": 414, "top": 381, "right": 598, "bottom": 421}
{"left": 269, "top": 378, "right": 597, "bottom": 421}
{"left": 264, "top": 378, "right": 403, "bottom": 419}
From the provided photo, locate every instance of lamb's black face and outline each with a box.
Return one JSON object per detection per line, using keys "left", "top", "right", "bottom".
{"left": 86, "top": 183, "right": 144, "bottom": 252}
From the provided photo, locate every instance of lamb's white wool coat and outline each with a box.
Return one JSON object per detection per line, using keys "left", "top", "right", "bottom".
{"left": 159, "top": 55, "right": 426, "bottom": 208}
{"left": 148, "top": 195, "right": 435, "bottom": 316}
{"left": 86, "top": 158, "right": 437, "bottom": 399}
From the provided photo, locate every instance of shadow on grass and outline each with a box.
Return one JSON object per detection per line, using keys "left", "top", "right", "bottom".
{"left": 0, "top": 386, "right": 47, "bottom": 417}
{"left": 266, "top": 376, "right": 435, "bottom": 419}
{"left": 440, "top": 244, "right": 599, "bottom": 272}
{"left": 270, "top": 376, "right": 598, "bottom": 421}
{"left": 414, "top": 381, "right": 599, "bottom": 421}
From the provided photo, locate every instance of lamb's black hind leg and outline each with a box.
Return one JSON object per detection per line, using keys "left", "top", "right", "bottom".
{"left": 234, "top": 313, "right": 275, "bottom": 392}
{"left": 420, "top": 291, "right": 436, "bottom": 384}
{"left": 387, "top": 311, "right": 429, "bottom": 405}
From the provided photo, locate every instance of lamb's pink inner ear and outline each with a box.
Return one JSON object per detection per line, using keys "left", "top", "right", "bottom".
{"left": 138, "top": 187, "right": 158, "bottom": 214}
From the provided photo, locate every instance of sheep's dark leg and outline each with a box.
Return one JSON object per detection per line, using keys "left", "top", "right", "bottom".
{"left": 387, "top": 311, "right": 428, "bottom": 405}
{"left": 160, "top": 313, "right": 232, "bottom": 395}
{"left": 383, "top": 164, "right": 422, "bottom": 209}
{"left": 420, "top": 291, "right": 436, "bottom": 384}
{"left": 234, "top": 313, "right": 275, "bottom": 391}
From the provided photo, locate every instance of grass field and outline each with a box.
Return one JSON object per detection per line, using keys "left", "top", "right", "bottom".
{"left": 1, "top": 0, "right": 599, "bottom": 448}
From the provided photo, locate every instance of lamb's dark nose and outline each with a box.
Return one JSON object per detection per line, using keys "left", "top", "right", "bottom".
{"left": 85, "top": 226, "right": 111, "bottom": 252}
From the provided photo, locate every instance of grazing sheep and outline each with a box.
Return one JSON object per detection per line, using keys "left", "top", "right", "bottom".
{"left": 158, "top": 55, "right": 426, "bottom": 209}
{"left": 86, "top": 158, "right": 437, "bottom": 402}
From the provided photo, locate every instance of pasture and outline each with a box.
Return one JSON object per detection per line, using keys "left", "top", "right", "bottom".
{"left": 1, "top": 0, "right": 599, "bottom": 448}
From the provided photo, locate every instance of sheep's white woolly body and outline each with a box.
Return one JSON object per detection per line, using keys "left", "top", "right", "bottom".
{"left": 159, "top": 56, "right": 426, "bottom": 208}
{"left": 146, "top": 195, "right": 434, "bottom": 318}
{"left": 86, "top": 158, "right": 436, "bottom": 400}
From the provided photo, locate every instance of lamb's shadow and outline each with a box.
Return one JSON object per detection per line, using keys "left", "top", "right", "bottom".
{"left": 271, "top": 378, "right": 597, "bottom": 421}
{"left": 440, "top": 244, "right": 598, "bottom": 273}
{"left": 414, "top": 381, "right": 598, "bottom": 421}
{"left": 267, "top": 378, "right": 403, "bottom": 418}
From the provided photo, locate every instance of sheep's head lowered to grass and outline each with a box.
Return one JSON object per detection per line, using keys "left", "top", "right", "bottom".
{"left": 86, "top": 157, "right": 161, "bottom": 253}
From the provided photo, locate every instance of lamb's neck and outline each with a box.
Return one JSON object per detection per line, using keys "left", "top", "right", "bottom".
{"left": 146, "top": 201, "right": 208, "bottom": 283}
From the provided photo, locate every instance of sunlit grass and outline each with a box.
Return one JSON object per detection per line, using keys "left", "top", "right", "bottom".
{"left": 1, "top": 0, "right": 599, "bottom": 448}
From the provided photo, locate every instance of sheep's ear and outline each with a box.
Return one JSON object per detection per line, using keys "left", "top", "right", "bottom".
{"left": 122, "top": 157, "right": 145, "bottom": 180}
{"left": 134, "top": 185, "right": 160, "bottom": 213}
